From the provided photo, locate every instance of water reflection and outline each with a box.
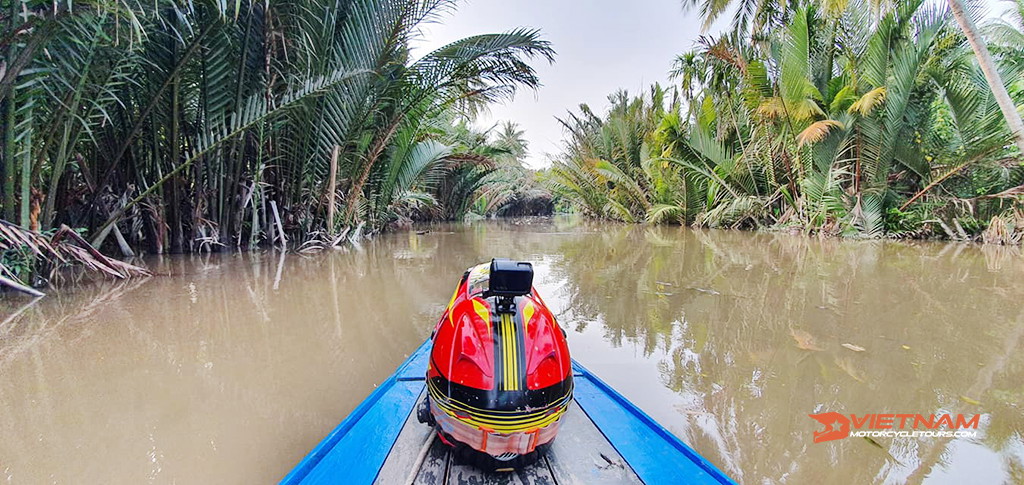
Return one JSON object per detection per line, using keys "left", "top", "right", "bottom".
{"left": 547, "top": 224, "right": 1024, "bottom": 484}
{"left": 0, "top": 219, "right": 1021, "bottom": 484}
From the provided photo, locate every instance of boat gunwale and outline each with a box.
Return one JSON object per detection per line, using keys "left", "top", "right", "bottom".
{"left": 281, "top": 340, "right": 736, "bottom": 485}
{"left": 571, "top": 360, "right": 736, "bottom": 485}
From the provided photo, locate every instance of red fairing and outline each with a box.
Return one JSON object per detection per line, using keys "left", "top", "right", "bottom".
{"left": 430, "top": 277, "right": 494, "bottom": 390}
{"left": 521, "top": 293, "right": 571, "bottom": 390}
{"left": 428, "top": 269, "right": 571, "bottom": 393}
{"left": 425, "top": 261, "right": 573, "bottom": 463}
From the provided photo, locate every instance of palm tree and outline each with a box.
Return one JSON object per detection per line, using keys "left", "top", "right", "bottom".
{"left": 0, "top": 0, "right": 557, "bottom": 285}
{"left": 551, "top": 0, "right": 1023, "bottom": 241}
{"left": 946, "top": 0, "right": 1024, "bottom": 154}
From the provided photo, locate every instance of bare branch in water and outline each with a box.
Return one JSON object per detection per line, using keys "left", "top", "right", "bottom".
{"left": 0, "top": 221, "right": 150, "bottom": 296}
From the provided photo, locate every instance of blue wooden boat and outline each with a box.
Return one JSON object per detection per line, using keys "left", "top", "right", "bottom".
{"left": 281, "top": 340, "right": 736, "bottom": 484}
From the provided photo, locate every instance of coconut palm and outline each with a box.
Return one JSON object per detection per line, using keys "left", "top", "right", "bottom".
{"left": 947, "top": 0, "right": 1024, "bottom": 154}
{"left": 0, "top": 0, "right": 553, "bottom": 264}
{"left": 553, "top": 0, "right": 1023, "bottom": 241}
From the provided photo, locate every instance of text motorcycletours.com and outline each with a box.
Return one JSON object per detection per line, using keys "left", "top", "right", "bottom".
{"left": 809, "top": 412, "right": 983, "bottom": 443}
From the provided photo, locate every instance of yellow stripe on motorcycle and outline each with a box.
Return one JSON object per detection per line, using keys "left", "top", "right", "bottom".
{"left": 426, "top": 380, "right": 573, "bottom": 417}
{"left": 426, "top": 385, "right": 572, "bottom": 433}
{"left": 501, "top": 313, "right": 519, "bottom": 391}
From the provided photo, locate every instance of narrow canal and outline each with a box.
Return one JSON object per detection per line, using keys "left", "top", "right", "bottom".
{"left": 1, "top": 218, "right": 1022, "bottom": 484}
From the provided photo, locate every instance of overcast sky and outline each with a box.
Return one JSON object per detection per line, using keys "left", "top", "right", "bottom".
{"left": 413, "top": 0, "right": 1007, "bottom": 169}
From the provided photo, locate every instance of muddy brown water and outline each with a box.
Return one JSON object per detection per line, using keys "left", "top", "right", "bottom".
{"left": 1, "top": 218, "right": 1022, "bottom": 484}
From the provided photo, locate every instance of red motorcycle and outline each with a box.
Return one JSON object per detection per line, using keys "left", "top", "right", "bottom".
{"left": 418, "top": 259, "right": 573, "bottom": 471}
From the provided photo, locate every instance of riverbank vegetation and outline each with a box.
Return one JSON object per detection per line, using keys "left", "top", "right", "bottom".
{"left": 0, "top": 0, "right": 553, "bottom": 287}
{"left": 550, "top": 0, "right": 1024, "bottom": 243}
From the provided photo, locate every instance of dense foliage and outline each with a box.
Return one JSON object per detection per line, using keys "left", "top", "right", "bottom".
{"left": 550, "top": 0, "right": 1024, "bottom": 242}
{"left": 0, "top": 0, "right": 552, "bottom": 261}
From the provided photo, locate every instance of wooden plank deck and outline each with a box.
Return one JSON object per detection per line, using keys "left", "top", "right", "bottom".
{"left": 374, "top": 392, "right": 642, "bottom": 485}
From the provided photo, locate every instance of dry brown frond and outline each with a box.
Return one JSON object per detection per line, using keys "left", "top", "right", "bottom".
{"left": 757, "top": 97, "right": 786, "bottom": 120}
{"left": 0, "top": 221, "right": 150, "bottom": 296}
{"left": 796, "top": 119, "right": 845, "bottom": 147}
{"left": 849, "top": 86, "right": 887, "bottom": 116}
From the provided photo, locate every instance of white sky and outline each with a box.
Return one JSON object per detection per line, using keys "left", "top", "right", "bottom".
{"left": 413, "top": 0, "right": 1009, "bottom": 169}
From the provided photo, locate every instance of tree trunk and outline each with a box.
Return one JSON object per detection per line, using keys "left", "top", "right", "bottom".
{"left": 170, "top": 47, "right": 184, "bottom": 254}
{"left": 2, "top": 0, "right": 16, "bottom": 221}
{"left": 327, "top": 145, "right": 339, "bottom": 234}
{"left": 19, "top": 101, "right": 32, "bottom": 229}
{"left": 948, "top": 0, "right": 1024, "bottom": 154}
{"left": 1, "top": 95, "right": 13, "bottom": 221}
